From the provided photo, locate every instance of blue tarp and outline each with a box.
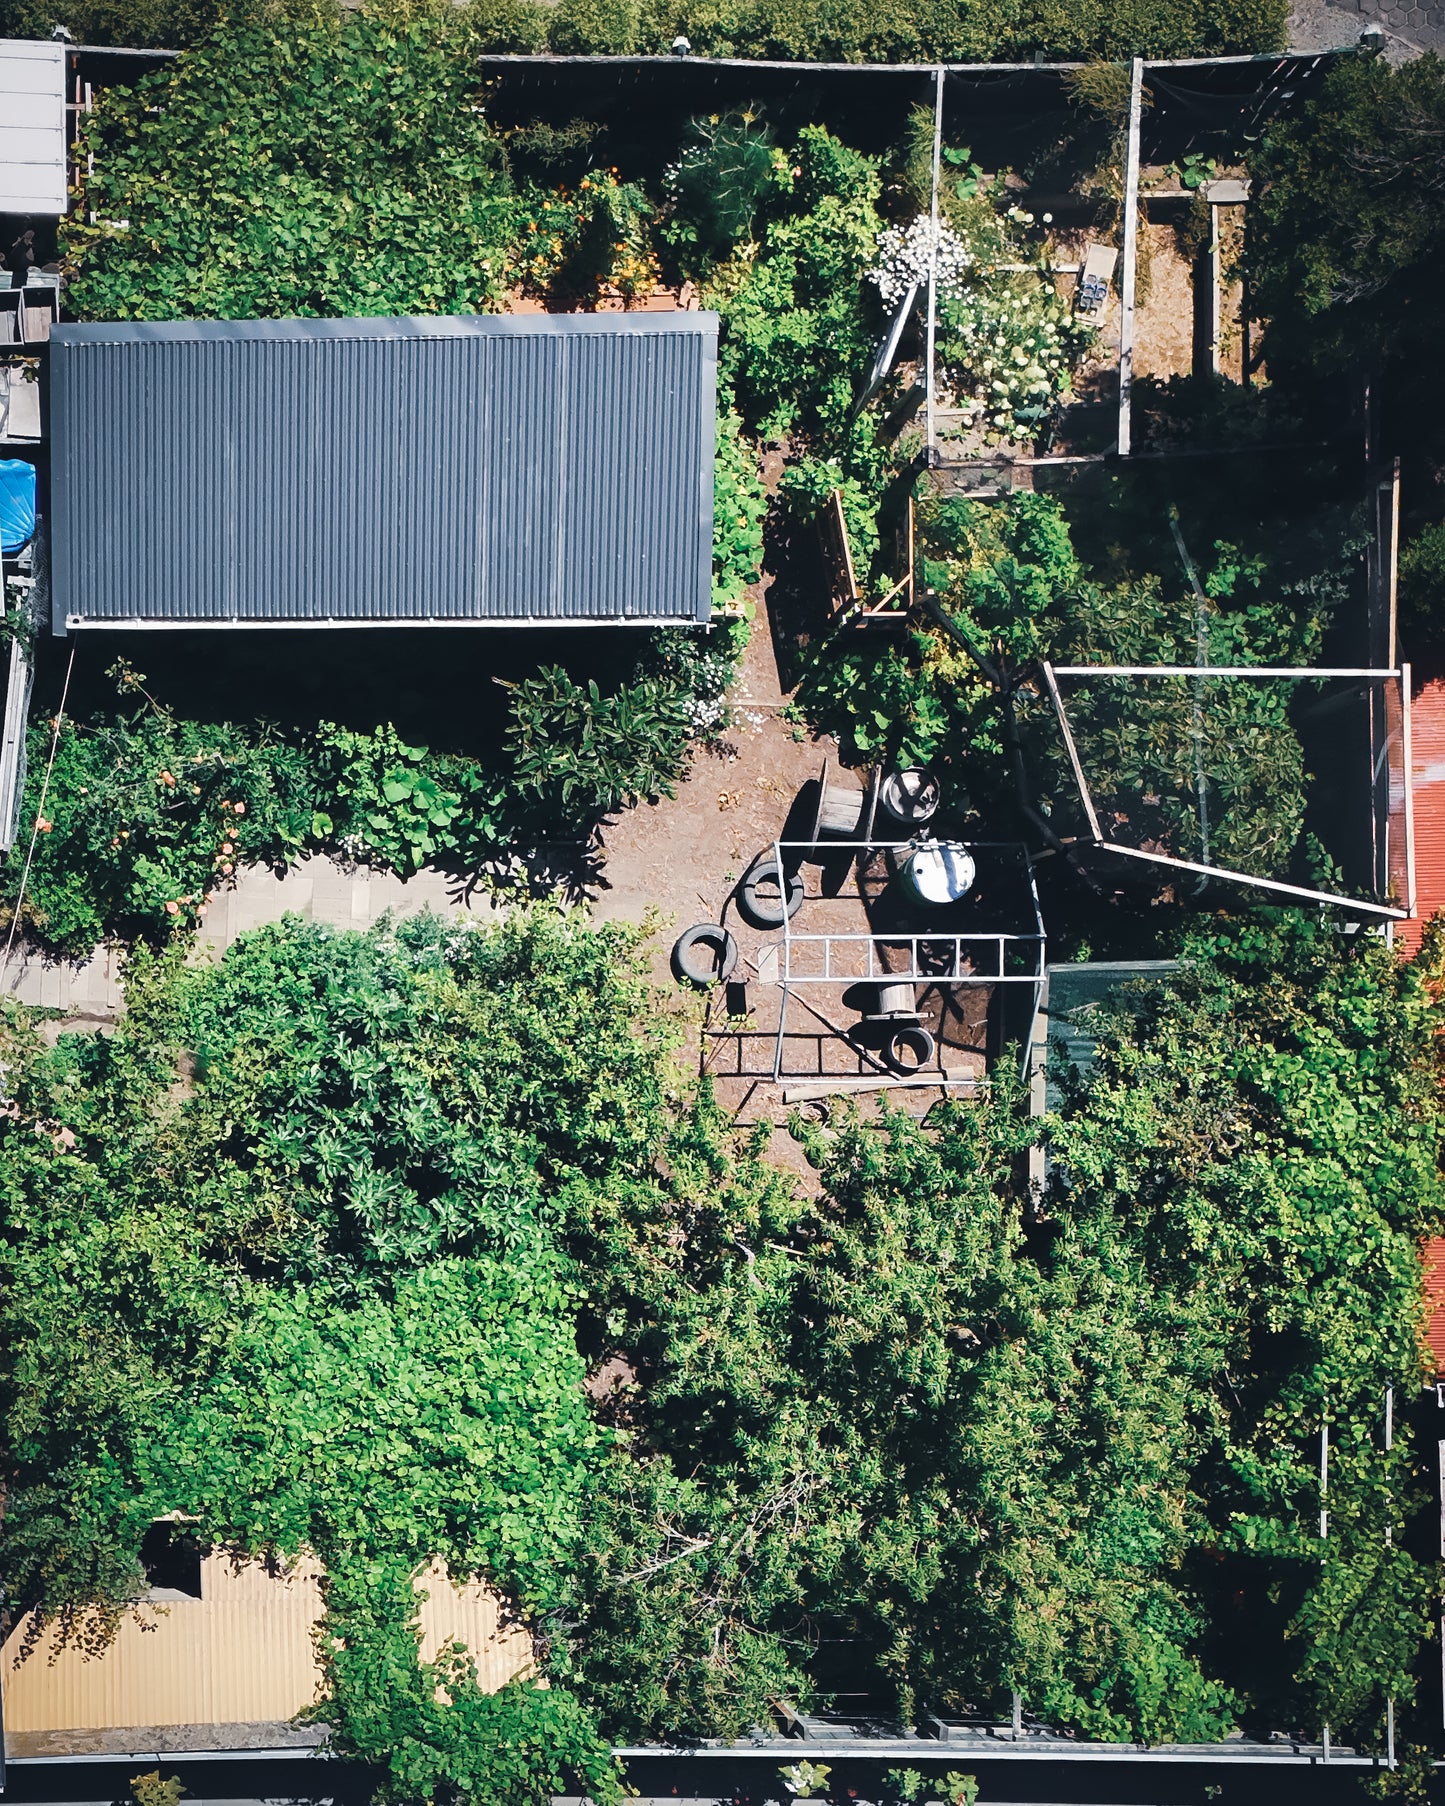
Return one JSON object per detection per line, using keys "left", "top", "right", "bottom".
{"left": 0, "top": 460, "right": 36, "bottom": 556}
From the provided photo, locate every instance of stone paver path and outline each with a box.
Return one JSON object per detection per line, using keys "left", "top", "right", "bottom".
{"left": 0, "top": 855, "right": 496, "bottom": 1019}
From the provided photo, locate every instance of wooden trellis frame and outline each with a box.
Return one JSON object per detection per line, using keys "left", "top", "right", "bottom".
{"left": 821, "top": 490, "right": 915, "bottom": 626}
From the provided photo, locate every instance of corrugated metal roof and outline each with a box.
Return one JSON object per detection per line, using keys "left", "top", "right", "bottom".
{"left": 48, "top": 313, "right": 717, "bottom": 629}
{"left": 1423, "top": 1238, "right": 1445, "bottom": 1379}
{"left": 0, "top": 40, "right": 68, "bottom": 215}
{"left": 1393, "top": 675, "right": 1445, "bottom": 958}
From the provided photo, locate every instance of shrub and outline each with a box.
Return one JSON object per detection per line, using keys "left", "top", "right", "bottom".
{"left": 711, "top": 408, "right": 767, "bottom": 614}
{"left": 662, "top": 113, "right": 786, "bottom": 274}
{"left": 1400, "top": 518, "right": 1445, "bottom": 638}
{"left": 5, "top": 712, "right": 319, "bottom": 955}
{"left": 503, "top": 668, "right": 698, "bottom": 816}
{"left": 63, "top": 5, "right": 521, "bottom": 322}
{"left": 548, "top": 0, "right": 640, "bottom": 52}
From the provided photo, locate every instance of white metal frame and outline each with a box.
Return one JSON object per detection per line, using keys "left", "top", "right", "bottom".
{"left": 766, "top": 837, "right": 1047, "bottom": 1083}
{"left": 1041, "top": 661, "right": 1414, "bottom": 920}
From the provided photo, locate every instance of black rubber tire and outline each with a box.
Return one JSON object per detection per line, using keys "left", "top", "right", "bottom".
{"left": 738, "top": 856, "right": 805, "bottom": 929}
{"left": 671, "top": 922, "right": 740, "bottom": 987}
{"left": 883, "top": 1022, "right": 936, "bottom": 1076}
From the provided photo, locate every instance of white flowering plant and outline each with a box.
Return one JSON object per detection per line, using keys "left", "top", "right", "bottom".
{"left": 936, "top": 201, "right": 1094, "bottom": 444}
{"left": 869, "top": 216, "right": 973, "bottom": 308}
{"left": 869, "top": 196, "right": 1093, "bottom": 446}
{"left": 938, "top": 281, "right": 1092, "bottom": 444}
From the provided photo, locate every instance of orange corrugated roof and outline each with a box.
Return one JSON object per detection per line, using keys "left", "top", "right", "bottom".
{"left": 1396, "top": 677, "right": 1445, "bottom": 959}
{"left": 1423, "top": 1238, "right": 1445, "bottom": 1380}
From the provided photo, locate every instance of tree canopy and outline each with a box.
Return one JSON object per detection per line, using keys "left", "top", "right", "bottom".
{"left": 3, "top": 910, "right": 1438, "bottom": 1802}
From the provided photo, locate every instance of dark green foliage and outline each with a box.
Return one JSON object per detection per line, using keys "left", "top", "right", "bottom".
{"left": 0, "top": 0, "right": 228, "bottom": 48}
{"left": 568, "top": 918, "right": 1443, "bottom": 1747}
{"left": 1251, "top": 54, "right": 1445, "bottom": 383}
{"left": 662, "top": 113, "right": 783, "bottom": 272}
{"left": 5, "top": 0, "right": 1288, "bottom": 62}
{"left": 548, "top": 0, "right": 640, "bottom": 51}
{"left": 504, "top": 669, "right": 700, "bottom": 817}
{"left": 708, "top": 126, "right": 884, "bottom": 444}
{"left": 710, "top": 408, "right": 768, "bottom": 612}
{"left": 2, "top": 908, "right": 1440, "bottom": 1777}
{"left": 1401, "top": 518, "right": 1445, "bottom": 637}
{"left": 804, "top": 492, "right": 1331, "bottom": 877}
{"left": 7, "top": 711, "right": 322, "bottom": 954}
{"left": 9, "top": 616, "right": 750, "bottom": 956}
{"left": 569, "top": 0, "right": 1285, "bottom": 61}
{"left": 1048, "top": 915, "right": 1445, "bottom": 1736}
{"left": 63, "top": 4, "right": 521, "bottom": 321}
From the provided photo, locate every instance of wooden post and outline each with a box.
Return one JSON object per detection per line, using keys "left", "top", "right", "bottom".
{"left": 925, "top": 66, "right": 945, "bottom": 464}
{"left": 1208, "top": 202, "right": 1221, "bottom": 376}
{"left": 1117, "top": 57, "right": 1144, "bottom": 457}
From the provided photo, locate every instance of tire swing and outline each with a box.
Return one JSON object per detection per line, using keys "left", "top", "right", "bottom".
{"left": 737, "top": 854, "right": 805, "bottom": 930}
{"left": 671, "top": 922, "right": 740, "bottom": 988}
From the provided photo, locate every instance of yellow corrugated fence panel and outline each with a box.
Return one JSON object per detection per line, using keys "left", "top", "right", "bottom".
{"left": 415, "top": 1560, "right": 534, "bottom": 1692}
{"left": 1, "top": 1555, "right": 325, "bottom": 1733}
{"left": 1, "top": 1553, "right": 531, "bottom": 1735}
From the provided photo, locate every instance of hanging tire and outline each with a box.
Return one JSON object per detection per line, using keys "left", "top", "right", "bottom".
{"left": 738, "top": 856, "right": 804, "bottom": 929}
{"left": 883, "top": 1022, "right": 935, "bottom": 1076}
{"left": 671, "top": 922, "right": 740, "bottom": 988}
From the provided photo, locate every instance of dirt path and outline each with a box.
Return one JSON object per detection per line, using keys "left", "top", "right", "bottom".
{"left": 591, "top": 604, "right": 841, "bottom": 965}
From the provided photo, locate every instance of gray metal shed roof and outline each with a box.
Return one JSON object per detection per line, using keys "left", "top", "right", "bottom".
{"left": 48, "top": 312, "right": 717, "bottom": 630}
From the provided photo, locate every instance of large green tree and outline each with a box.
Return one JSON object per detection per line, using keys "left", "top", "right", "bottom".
{"left": 3, "top": 909, "right": 1439, "bottom": 1797}
{"left": 0, "top": 909, "right": 678, "bottom": 1804}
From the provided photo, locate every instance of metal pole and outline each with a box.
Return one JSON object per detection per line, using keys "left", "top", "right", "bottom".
{"left": 1319, "top": 1421, "right": 1328, "bottom": 1541}
{"left": 1387, "top": 1696, "right": 1396, "bottom": 1769}
{"left": 925, "top": 66, "right": 944, "bottom": 464}
{"left": 1117, "top": 57, "right": 1144, "bottom": 456}
{"left": 1386, "top": 1384, "right": 1395, "bottom": 1548}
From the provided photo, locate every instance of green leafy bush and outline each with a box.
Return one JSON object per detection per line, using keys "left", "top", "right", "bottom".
{"left": 548, "top": 0, "right": 640, "bottom": 52}
{"left": 662, "top": 112, "right": 786, "bottom": 273}
{"left": 1400, "top": 517, "right": 1445, "bottom": 638}
{"left": 712, "top": 408, "right": 767, "bottom": 613}
{"left": 63, "top": 5, "right": 522, "bottom": 321}
{"left": 569, "top": 920, "right": 1444, "bottom": 1748}
{"left": 503, "top": 667, "right": 698, "bottom": 816}
{"left": 2, "top": 908, "right": 1440, "bottom": 1771}
{"left": 804, "top": 491, "right": 1332, "bottom": 877}
{"left": 5, "top": 0, "right": 1288, "bottom": 56}
{"left": 705, "top": 126, "right": 884, "bottom": 445}
{"left": 0, "top": 911, "right": 662, "bottom": 1797}
{"left": 6, "top": 711, "right": 319, "bottom": 954}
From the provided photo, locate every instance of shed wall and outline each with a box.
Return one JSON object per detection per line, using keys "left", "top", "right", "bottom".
{"left": 0, "top": 41, "right": 67, "bottom": 215}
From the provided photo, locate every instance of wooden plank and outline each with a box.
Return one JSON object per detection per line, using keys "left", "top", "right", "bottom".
{"left": 1117, "top": 57, "right": 1144, "bottom": 457}
{"left": 782, "top": 1069, "right": 979, "bottom": 1103}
